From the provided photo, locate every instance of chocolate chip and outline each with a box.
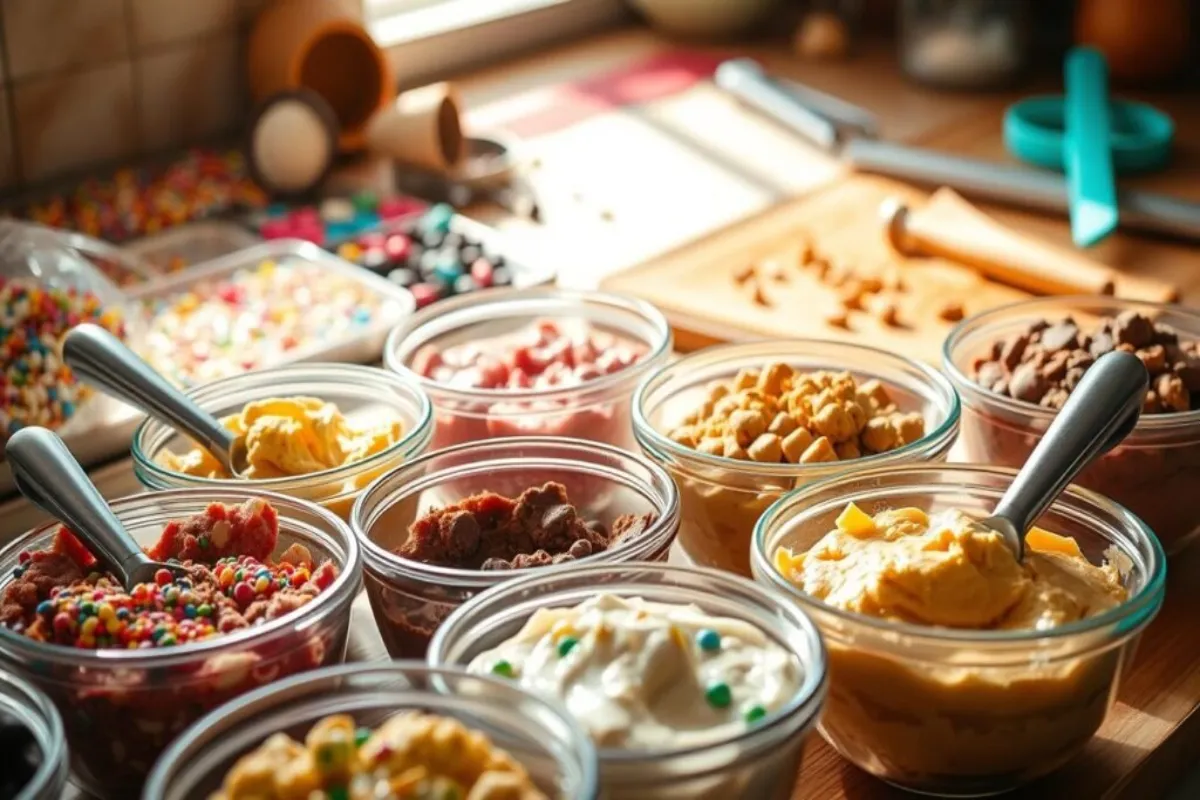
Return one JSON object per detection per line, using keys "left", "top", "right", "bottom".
{"left": 1028, "top": 319, "right": 1051, "bottom": 335}
{"left": 1040, "top": 351, "right": 1070, "bottom": 382}
{"left": 568, "top": 539, "right": 593, "bottom": 558}
{"left": 444, "top": 512, "right": 481, "bottom": 559}
{"left": 1000, "top": 335, "right": 1030, "bottom": 371}
{"left": 1114, "top": 311, "right": 1155, "bottom": 348}
{"left": 1090, "top": 331, "right": 1115, "bottom": 357}
{"left": 1154, "top": 323, "right": 1179, "bottom": 344}
{"left": 1010, "top": 361, "right": 1049, "bottom": 403}
{"left": 1040, "top": 323, "right": 1079, "bottom": 352}
{"left": 1174, "top": 353, "right": 1200, "bottom": 391}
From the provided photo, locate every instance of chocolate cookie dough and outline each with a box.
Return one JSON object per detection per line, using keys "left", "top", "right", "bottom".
{"left": 971, "top": 311, "right": 1200, "bottom": 413}
{"left": 398, "top": 482, "right": 655, "bottom": 570}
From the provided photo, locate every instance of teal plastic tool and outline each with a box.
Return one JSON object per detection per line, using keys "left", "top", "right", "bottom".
{"left": 1064, "top": 48, "right": 1117, "bottom": 247}
{"left": 1004, "top": 49, "right": 1175, "bottom": 247}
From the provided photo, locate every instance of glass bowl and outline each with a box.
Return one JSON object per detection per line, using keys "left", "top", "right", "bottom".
{"left": 751, "top": 464, "right": 1166, "bottom": 797}
{"left": 383, "top": 288, "right": 672, "bottom": 451}
{"left": 0, "top": 670, "right": 68, "bottom": 800}
{"left": 142, "top": 662, "right": 599, "bottom": 800}
{"left": 0, "top": 488, "right": 362, "bottom": 798}
{"left": 944, "top": 296, "right": 1200, "bottom": 554}
{"left": 428, "top": 563, "right": 828, "bottom": 800}
{"left": 633, "top": 340, "right": 960, "bottom": 576}
{"left": 132, "top": 363, "right": 433, "bottom": 521}
{"left": 351, "top": 437, "right": 680, "bottom": 659}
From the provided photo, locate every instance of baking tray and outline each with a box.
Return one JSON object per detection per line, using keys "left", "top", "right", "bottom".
{"left": 121, "top": 220, "right": 262, "bottom": 274}
{"left": 0, "top": 240, "right": 416, "bottom": 498}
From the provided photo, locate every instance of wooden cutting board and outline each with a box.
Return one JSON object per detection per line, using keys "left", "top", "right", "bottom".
{"left": 602, "top": 175, "right": 1031, "bottom": 361}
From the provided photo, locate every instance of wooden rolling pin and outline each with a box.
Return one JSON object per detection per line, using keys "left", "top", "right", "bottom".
{"left": 881, "top": 187, "right": 1179, "bottom": 302}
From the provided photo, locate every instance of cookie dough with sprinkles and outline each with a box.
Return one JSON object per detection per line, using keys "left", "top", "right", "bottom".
{"left": 0, "top": 277, "right": 126, "bottom": 441}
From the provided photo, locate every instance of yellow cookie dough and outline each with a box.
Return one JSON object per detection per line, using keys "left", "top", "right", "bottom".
{"left": 775, "top": 504, "right": 1127, "bottom": 630}
{"left": 213, "top": 711, "right": 546, "bottom": 800}
{"left": 160, "top": 396, "right": 404, "bottom": 479}
{"left": 770, "top": 503, "right": 1134, "bottom": 789}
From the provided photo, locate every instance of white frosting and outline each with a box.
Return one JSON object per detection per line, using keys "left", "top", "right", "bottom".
{"left": 467, "top": 594, "right": 801, "bottom": 750}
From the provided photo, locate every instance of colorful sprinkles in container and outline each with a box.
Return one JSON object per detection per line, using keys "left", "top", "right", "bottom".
{"left": 0, "top": 278, "right": 126, "bottom": 440}
{"left": 137, "top": 257, "right": 397, "bottom": 387}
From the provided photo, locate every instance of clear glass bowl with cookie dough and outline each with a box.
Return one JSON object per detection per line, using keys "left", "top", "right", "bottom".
{"left": 632, "top": 340, "right": 960, "bottom": 575}
{"left": 0, "top": 488, "right": 362, "bottom": 799}
{"left": 132, "top": 363, "right": 434, "bottom": 521}
{"left": 944, "top": 297, "right": 1200, "bottom": 555}
{"left": 751, "top": 464, "right": 1166, "bottom": 797}
{"left": 143, "top": 662, "right": 599, "bottom": 800}
{"left": 428, "top": 563, "right": 828, "bottom": 800}
{"left": 383, "top": 288, "right": 672, "bottom": 452}
{"left": 351, "top": 437, "right": 681, "bottom": 660}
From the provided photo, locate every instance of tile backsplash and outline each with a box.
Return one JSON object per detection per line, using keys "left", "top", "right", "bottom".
{"left": 0, "top": 0, "right": 274, "bottom": 193}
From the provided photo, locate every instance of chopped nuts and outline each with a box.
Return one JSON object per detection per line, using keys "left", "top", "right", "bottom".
{"left": 938, "top": 302, "right": 965, "bottom": 322}
{"left": 666, "top": 365, "right": 926, "bottom": 464}
{"left": 825, "top": 309, "right": 850, "bottom": 329}
{"left": 733, "top": 264, "right": 756, "bottom": 285}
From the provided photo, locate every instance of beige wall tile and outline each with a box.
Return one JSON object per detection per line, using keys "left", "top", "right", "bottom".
{"left": 136, "top": 35, "right": 244, "bottom": 152}
{"left": 0, "top": 90, "right": 15, "bottom": 189}
{"left": 2, "top": 0, "right": 128, "bottom": 79}
{"left": 130, "top": 0, "right": 238, "bottom": 49}
{"left": 13, "top": 62, "right": 137, "bottom": 182}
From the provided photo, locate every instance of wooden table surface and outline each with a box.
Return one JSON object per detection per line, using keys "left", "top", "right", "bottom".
{"left": 3, "top": 25, "right": 1198, "bottom": 800}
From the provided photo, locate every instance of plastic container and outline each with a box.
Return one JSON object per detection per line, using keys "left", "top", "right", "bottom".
{"left": 0, "top": 488, "right": 362, "bottom": 799}
{"left": 943, "top": 296, "right": 1200, "bottom": 555}
{"left": 142, "top": 662, "right": 599, "bottom": 800}
{"left": 133, "top": 363, "right": 433, "bottom": 521}
{"left": 352, "top": 437, "right": 681, "bottom": 659}
{"left": 633, "top": 340, "right": 960, "bottom": 576}
{"left": 121, "top": 220, "right": 262, "bottom": 274}
{"left": 384, "top": 288, "right": 672, "bottom": 452}
{"left": 129, "top": 239, "right": 415, "bottom": 388}
{"left": 0, "top": 671, "right": 68, "bottom": 800}
{"left": 429, "top": 563, "right": 828, "bottom": 800}
{"left": 751, "top": 464, "right": 1166, "bottom": 797}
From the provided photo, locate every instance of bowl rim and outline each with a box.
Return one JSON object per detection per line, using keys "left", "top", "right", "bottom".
{"left": 632, "top": 338, "right": 962, "bottom": 479}
{"left": 141, "top": 660, "right": 602, "bottom": 800}
{"left": 131, "top": 362, "right": 434, "bottom": 490}
{"left": 0, "top": 487, "right": 362, "bottom": 667}
{"left": 382, "top": 287, "right": 673, "bottom": 404}
{"left": 427, "top": 562, "right": 830, "bottom": 763}
{"left": 350, "top": 436, "right": 681, "bottom": 588}
{"left": 942, "top": 295, "right": 1200, "bottom": 432}
{"left": 751, "top": 463, "right": 1168, "bottom": 647}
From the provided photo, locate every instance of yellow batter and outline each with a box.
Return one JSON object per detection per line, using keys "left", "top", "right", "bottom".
{"left": 159, "top": 397, "right": 404, "bottom": 480}
{"left": 775, "top": 504, "right": 1127, "bottom": 630}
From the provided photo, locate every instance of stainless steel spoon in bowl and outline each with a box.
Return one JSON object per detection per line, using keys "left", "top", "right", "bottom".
{"left": 981, "top": 350, "right": 1149, "bottom": 561}
{"left": 63, "top": 323, "right": 250, "bottom": 477}
{"left": 5, "top": 427, "right": 189, "bottom": 590}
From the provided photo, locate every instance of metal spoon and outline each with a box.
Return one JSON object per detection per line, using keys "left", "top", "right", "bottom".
{"left": 981, "top": 350, "right": 1149, "bottom": 560}
{"left": 5, "top": 427, "right": 189, "bottom": 590}
{"left": 63, "top": 323, "right": 250, "bottom": 477}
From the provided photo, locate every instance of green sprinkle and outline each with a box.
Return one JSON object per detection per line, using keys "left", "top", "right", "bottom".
{"left": 328, "top": 786, "right": 349, "bottom": 800}
{"left": 705, "top": 681, "right": 732, "bottom": 709}
{"left": 354, "top": 726, "right": 371, "bottom": 748}
{"left": 557, "top": 637, "right": 579, "bottom": 657}
{"left": 196, "top": 603, "right": 213, "bottom": 617}
{"left": 198, "top": 536, "right": 209, "bottom": 550}
{"left": 744, "top": 704, "right": 767, "bottom": 724}
{"left": 491, "top": 660, "right": 514, "bottom": 678}
{"left": 697, "top": 629, "right": 721, "bottom": 652}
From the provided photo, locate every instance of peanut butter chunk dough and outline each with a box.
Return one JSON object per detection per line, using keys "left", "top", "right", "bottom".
{"left": 159, "top": 396, "right": 404, "bottom": 479}
{"left": 775, "top": 504, "right": 1127, "bottom": 630}
{"left": 213, "top": 710, "right": 546, "bottom": 800}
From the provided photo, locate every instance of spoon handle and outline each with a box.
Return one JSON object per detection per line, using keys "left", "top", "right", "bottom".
{"left": 992, "top": 350, "right": 1148, "bottom": 534}
{"left": 64, "top": 324, "right": 236, "bottom": 459}
{"left": 5, "top": 427, "right": 154, "bottom": 586}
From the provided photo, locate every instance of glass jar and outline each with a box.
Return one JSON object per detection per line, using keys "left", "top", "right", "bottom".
{"left": 383, "top": 288, "right": 672, "bottom": 452}
{"left": 132, "top": 363, "right": 433, "bottom": 521}
{"left": 633, "top": 340, "right": 960, "bottom": 576}
{"left": 428, "top": 563, "right": 828, "bottom": 800}
{"left": 944, "top": 296, "right": 1200, "bottom": 554}
{"left": 143, "top": 662, "right": 598, "bottom": 800}
{"left": 0, "top": 488, "right": 362, "bottom": 799}
{"left": 751, "top": 464, "right": 1166, "bottom": 797}
{"left": 352, "top": 437, "right": 680, "bottom": 659}
{"left": 0, "top": 670, "right": 68, "bottom": 800}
